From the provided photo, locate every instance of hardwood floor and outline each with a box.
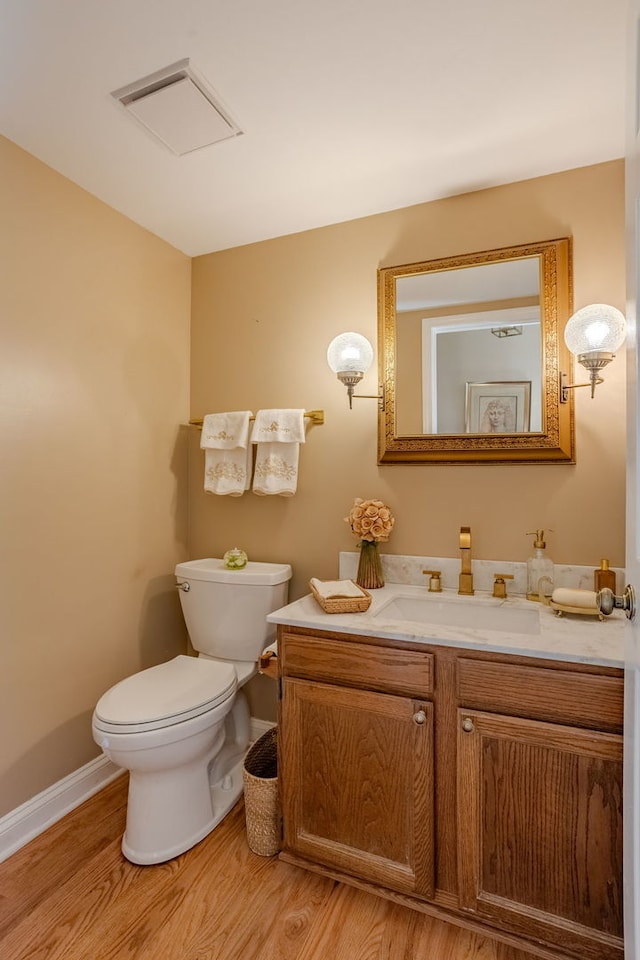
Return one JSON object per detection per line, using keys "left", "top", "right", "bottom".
{"left": 0, "top": 775, "right": 538, "bottom": 960}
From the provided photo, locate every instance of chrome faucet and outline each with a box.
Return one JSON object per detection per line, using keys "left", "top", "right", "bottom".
{"left": 458, "top": 526, "right": 474, "bottom": 595}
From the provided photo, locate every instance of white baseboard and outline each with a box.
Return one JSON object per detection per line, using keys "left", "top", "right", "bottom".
{"left": 0, "top": 716, "right": 275, "bottom": 863}
{"left": 250, "top": 717, "right": 276, "bottom": 741}
{"left": 0, "top": 755, "right": 124, "bottom": 864}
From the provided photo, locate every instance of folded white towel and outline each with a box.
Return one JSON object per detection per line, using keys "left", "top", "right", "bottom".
{"left": 201, "top": 412, "right": 252, "bottom": 449}
{"left": 251, "top": 409, "right": 306, "bottom": 496}
{"left": 200, "top": 411, "right": 252, "bottom": 496}
{"left": 310, "top": 578, "right": 366, "bottom": 599}
{"left": 250, "top": 409, "right": 306, "bottom": 444}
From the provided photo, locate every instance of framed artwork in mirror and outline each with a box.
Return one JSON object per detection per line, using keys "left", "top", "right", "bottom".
{"left": 465, "top": 381, "right": 531, "bottom": 434}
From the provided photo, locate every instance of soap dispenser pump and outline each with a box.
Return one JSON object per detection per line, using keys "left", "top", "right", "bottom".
{"left": 526, "top": 529, "right": 554, "bottom": 602}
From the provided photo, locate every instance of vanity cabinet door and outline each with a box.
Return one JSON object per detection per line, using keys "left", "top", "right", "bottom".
{"left": 457, "top": 709, "right": 623, "bottom": 960}
{"left": 280, "top": 677, "right": 434, "bottom": 898}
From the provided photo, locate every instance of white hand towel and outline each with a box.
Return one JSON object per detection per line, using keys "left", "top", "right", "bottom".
{"left": 200, "top": 411, "right": 252, "bottom": 496}
{"left": 251, "top": 409, "right": 306, "bottom": 496}
{"left": 309, "top": 578, "right": 366, "bottom": 599}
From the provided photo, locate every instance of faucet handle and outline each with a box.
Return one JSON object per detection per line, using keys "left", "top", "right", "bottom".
{"left": 422, "top": 570, "right": 442, "bottom": 592}
{"left": 492, "top": 573, "right": 514, "bottom": 599}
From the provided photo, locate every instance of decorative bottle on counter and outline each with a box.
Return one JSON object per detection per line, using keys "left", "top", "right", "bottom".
{"left": 526, "top": 529, "right": 554, "bottom": 601}
{"left": 594, "top": 559, "right": 616, "bottom": 593}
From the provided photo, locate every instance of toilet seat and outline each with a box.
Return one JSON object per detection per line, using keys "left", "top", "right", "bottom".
{"left": 93, "top": 655, "right": 236, "bottom": 734}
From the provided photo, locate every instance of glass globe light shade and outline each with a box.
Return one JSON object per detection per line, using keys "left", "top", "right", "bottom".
{"left": 327, "top": 332, "right": 374, "bottom": 374}
{"left": 564, "top": 304, "right": 626, "bottom": 356}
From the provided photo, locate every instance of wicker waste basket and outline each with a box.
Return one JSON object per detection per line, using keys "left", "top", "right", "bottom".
{"left": 242, "top": 726, "right": 281, "bottom": 856}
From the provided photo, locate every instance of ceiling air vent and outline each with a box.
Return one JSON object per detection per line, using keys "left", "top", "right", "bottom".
{"left": 111, "top": 59, "right": 242, "bottom": 156}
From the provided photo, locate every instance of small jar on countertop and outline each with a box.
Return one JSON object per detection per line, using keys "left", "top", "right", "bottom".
{"left": 594, "top": 559, "right": 616, "bottom": 593}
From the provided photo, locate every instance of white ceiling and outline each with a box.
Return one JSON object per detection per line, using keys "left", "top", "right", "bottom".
{"left": 0, "top": 0, "right": 628, "bottom": 257}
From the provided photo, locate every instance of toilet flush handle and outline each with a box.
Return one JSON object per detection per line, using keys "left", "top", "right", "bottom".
{"left": 175, "top": 581, "right": 190, "bottom": 592}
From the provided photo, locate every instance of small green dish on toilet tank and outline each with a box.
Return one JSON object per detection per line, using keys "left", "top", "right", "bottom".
{"left": 223, "top": 547, "right": 248, "bottom": 570}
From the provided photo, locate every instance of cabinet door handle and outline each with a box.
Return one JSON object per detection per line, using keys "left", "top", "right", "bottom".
{"left": 461, "top": 717, "right": 475, "bottom": 733}
{"left": 413, "top": 710, "right": 427, "bottom": 725}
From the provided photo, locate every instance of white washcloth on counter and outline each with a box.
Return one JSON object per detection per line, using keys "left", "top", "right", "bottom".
{"left": 200, "top": 411, "right": 252, "bottom": 496}
{"left": 310, "top": 578, "right": 367, "bottom": 599}
{"left": 251, "top": 409, "right": 306, "bottom": 496}
{"left": 551, "top": 587, "right": 598, "bottom": 609}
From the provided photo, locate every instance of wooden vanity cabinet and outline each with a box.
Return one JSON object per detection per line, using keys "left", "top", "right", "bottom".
{"left": 456, "top": 658, "right": 624, "bottom": 960}
{"left": 279, "top": 631, "right": 435, "bottom": 897}
{"left": 278, "top": 627, "right": 624, "bottom": 960}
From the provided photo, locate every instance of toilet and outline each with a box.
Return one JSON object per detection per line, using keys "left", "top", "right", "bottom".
{"left": 92, "top": 558, "right": 291, "bottom": 865}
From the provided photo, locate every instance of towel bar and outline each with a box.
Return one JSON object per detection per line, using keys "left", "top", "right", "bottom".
{"left": 189, "top": 409, "right": 324, "bottom": 428}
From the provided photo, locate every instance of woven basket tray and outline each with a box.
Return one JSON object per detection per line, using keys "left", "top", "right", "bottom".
{"left": 309, "top": 579, "right": 372, "bottom": 614}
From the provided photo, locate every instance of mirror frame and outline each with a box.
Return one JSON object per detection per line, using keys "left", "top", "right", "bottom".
{"left": 377, "top": 238, "right": 575, "bottom": 464}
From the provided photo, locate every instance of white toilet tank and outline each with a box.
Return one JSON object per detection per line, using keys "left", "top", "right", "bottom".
{"left": 175, "top": 558, "right": 291, "bottom": 662}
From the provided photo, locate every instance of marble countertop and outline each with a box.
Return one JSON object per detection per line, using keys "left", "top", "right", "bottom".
{"left": 267, "top": 581, "right": 626, "bottom": 668}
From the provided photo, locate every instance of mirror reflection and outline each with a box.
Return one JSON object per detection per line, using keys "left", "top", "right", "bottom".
{"left": 395, "top": 257, "right": 541, "bottom": 435}
{"left": 377, "top": 239, "right": 574, "bottom": 464}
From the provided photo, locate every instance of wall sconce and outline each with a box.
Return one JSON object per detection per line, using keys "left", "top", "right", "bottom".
{"left": 327, "top": 332, "right": 384, "bottom": 409}
{"left": 561, "top": 303, "right": 626, "bottom": 402}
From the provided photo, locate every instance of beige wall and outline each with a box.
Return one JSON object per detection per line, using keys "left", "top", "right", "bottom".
{"left": 1, "top": 144, "right": 627, "bottom": 810}
{"left": 0, "top": 137, "right": 192, "bottom": 815}
{"left": 190, "top": 161, "right": 626, "bottom": 720}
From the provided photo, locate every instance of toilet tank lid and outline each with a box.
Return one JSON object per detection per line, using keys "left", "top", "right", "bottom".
{"left": 175, "top": 558, "right": 292, "bottom": 585}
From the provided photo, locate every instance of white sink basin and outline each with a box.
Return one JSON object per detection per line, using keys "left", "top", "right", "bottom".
{"left": 372, "top": 594, "right": 540, "bottom": 635}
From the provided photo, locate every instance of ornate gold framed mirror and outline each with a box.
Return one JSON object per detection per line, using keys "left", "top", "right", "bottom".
{"left": 377, "top": 238, "right": 574, "bottom": 464}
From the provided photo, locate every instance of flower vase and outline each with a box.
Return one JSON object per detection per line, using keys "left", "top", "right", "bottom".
{"left": 356, "top": 540, "right": 385, "bottom": 589}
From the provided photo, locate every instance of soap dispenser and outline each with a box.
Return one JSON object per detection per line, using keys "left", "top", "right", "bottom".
{"left": 526, "top": 530, "right": 554, "bottom": 601}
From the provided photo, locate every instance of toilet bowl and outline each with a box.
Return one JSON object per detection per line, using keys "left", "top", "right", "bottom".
{"left": 92, "top": 558, "right": 291, "bottom": 864}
